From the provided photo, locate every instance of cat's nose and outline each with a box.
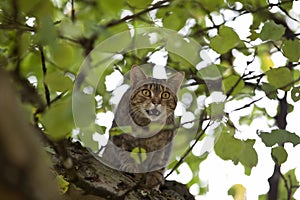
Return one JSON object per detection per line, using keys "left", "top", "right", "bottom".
{"left": 152, "top": 98, "right": 160, "bottom": 105}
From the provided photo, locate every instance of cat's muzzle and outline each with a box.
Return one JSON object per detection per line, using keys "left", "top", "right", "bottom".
{"left": 146, "top": 108, "right": 161, "bottom": 116}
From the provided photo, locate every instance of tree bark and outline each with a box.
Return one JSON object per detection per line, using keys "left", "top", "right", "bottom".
{"left": 52, "top": 140, "right": 195, "bottom": 200}
{"left": 268, "top": 93, "right": 288, "bottom": 200}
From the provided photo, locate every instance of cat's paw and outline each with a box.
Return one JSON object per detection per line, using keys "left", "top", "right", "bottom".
{"left": 145, "top": 171, "right": 164, "bottom": 189}
{"left": 120, "top": 163, "right": 139, "bottom": 173}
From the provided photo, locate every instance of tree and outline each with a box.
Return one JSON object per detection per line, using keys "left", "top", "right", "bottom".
{"left": 1, "top": 0, "right": 300, "bottom": 199}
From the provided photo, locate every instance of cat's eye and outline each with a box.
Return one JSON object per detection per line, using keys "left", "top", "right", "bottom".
{"left": 142, "top": 89, "right": 151, "bottom": 97}
{"left": 161, "top": 91, "right": 170, "bottom": 99}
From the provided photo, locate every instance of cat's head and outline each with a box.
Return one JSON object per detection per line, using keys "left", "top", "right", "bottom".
{"left": 129, "top": 65, "right": 184, "bottom": 127}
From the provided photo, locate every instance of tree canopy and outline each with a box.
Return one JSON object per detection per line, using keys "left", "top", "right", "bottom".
{"left": 1, "top": 0, "right": 300, "bottom": 199}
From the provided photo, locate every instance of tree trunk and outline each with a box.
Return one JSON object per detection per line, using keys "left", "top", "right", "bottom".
{"left": 0, "top": 69, "right": 61, "bottom": 200}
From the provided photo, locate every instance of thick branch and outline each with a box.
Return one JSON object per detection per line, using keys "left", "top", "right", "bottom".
{"left": 51, "top": 140, "right": 194, "bottom": 200}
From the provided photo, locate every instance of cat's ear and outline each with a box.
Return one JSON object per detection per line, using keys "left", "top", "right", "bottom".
{"left": 167, "top": 71, "right": 185, "bottom": 94}
{"left": 130, "top": 65, "right": 147, "bottom": 87}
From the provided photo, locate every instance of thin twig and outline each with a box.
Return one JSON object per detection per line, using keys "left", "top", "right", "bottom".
{"left": 39, "top": 46, "right": 51, "bottom": 106}
{"left": 232, "top": 76, "right": 300, "bottom": 112}
{"left": 71, "top": 0, "right": 75, "bottom": 23}
{"left": 225, "top": 74, "right": 246, "bottom": 99}
{"left": 278, "top": 5, "right": 299, "bottom": 22}
{"left": 191, "top": 0, "right": 296, "bottom": 38}
{"left": 104, "top": 0, "right": 170, "bottom": 28}
{"left": 164, "top": 120, "right": 213, "bottom": 180}
{"left": 231, "top": 97, "right": 264, "bottom": 112}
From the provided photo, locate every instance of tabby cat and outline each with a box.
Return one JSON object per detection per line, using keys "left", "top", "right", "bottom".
{"left": 102, "top": 65, "right": 184, "bottom": 189}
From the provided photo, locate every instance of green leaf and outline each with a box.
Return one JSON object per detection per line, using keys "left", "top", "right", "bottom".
{"left": 50, "top": 42, "right": 75, "bottom": 68}
{"left": 78, "top": 128, "right": 99, "bottom": 152}
{"left": 214, "top": 126, "right": 258, "bottom": 175}
{"left": 59, "top": 19, "right": 85, "bottom": 39}
{"left": 291, "top": 86, "right": 300, "bottom": 102}
{"left": 165, "top": 32, "right": 201, "bottom": 67}
{"left": 266, "top": 67, "right": 293, "bottom": 91}
{"left": 222, "top": 74, "right": 245, "bottom": 96}
{"left": 18, "top": 0, "right": 39, "bottom": 14}
{"left": 95, "top": 124, "right": 106, "bottom": 135}
{"left": 278, "top": 169, "right": 299, "bottom": 199}
{"left": 197, "top": 0, "right": 225, "bottom": 12}
{"left": 127, "top": 0, "right": 152, "bottom": 8}
{"left": 280, "top": 1, "right": 293, "bottom": 10}
{"left": 40, "top": 96, "right": 74, "bottom": 140}
{"left": 228, "top": 184, "right": 246, "bottom": 200}
{"left": 131, "top": 147, "right": 147, "bottom": 164}
{"left": 98, "top": 0, "right": 125, "bottom": 15}
{"left": 207, "top": 102, "right": 225, "bottom": 120}
{"left": 72, "top": 92, "right": 96, "bottom": 128}
{"left": 109, "top": 126, "right": 132, "bottom": 136}
{"left": 162, "top": 8, "right": 188, "bottom": 31}
{"left": 259, "top": 129, "right": 300, "bottom": 147}
{"left": 260, "top": 21, "right": 285, "bottom": 41}
{"left": 167, "top": 53, "right": 193, "bottom": 71}
{"left": 163, "top": 13, "right": 183, "bottom": 31}
{"left": 31, "top": 0, "right": 53, "bottom": 18}
{"left": 34, "top": 17, "right": 57, "bottom": 46}
{"left": 44, "top": 72, "right": 73, "bottom": 92}
{"left": 210, "top": 26, "right": 240, "bottom": 54}
{"left": 260, "top": 52, "right": 274, "bottom": 72}
{"left": 56, "top": 175, "right": 69, "bottom": 194}
{"left": 271, "top": 146, "right": 288, "bottom": 165}
{"left": 20, "top": 33, "right": 31, "bottom": 57}
{"left": 259, "top": 194, "right": 267, "bottom": 200}
{"left": 197, "top": 64, "right": 223, "bottom": 80}
{"left": 239, "top": 105, "right": 271, "bottom": 126}
{"left": 261, "top": 83, "right": 277, "bottom": 100}
{"left": 282, "top": 40, "right": 300, "bottom": 62}
{"left": 95, "top": 30, "right": 132, "bottom": 53}
{"left": 250, "top": 29, "right": 259, "bottom": 41}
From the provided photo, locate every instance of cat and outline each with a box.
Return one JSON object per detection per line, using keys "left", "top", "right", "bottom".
{"left": 102, "top": 65, "right": 184, "bottom": 189}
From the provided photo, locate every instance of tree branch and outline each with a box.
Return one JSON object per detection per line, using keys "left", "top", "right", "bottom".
{"left": 51, "top": 140, "right": 195, "bottom": 200}
{"left": 268, "top": 92, "right": 288, "bottom": 200}
{"left": 71, "top": 0, "right": 76, "bottom": 23}
{"left": 165, "top": 119, "right": 212, "bottom": 180}
{"left": 39, "top": 46, "right": 51, "bottom": 106}
{"left": 104, "top": 0, "right": 170, "bottom": 28}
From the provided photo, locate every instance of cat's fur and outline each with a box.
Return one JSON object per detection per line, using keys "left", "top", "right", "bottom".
{"left": 103, "top": 65, "right": 184, "bottom": 189}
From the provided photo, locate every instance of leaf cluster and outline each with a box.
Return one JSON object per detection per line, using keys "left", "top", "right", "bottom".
{"left": 1, "top": 0, "right": 300, "bottom": 199}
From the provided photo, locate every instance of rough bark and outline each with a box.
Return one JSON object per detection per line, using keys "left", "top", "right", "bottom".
{"left": 52, "top": 140, "right": 194, "bottom": 200}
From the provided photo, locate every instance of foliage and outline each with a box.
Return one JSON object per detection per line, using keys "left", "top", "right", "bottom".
{"left": 1, "top": 0, "right": 300, "bottom": 199}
